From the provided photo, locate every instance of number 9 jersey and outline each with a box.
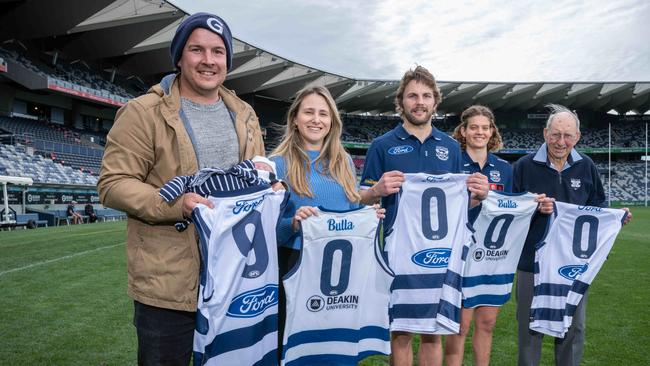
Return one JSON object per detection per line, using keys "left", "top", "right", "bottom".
{"left": 386, "top": 172, "right": 472, "bottom": 334}
{"left": 530, "top": 201, "right": 627, "bottom": 338}
{"left": 192, "top": 185, "right": 288, "bottom": 366}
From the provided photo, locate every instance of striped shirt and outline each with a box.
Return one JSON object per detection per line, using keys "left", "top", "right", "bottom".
{"left": 159, "top": 159, "right": 277, "bottom": 231}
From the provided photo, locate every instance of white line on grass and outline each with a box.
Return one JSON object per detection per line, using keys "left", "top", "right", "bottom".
{"left": 0, "top": 242, "right": 124, "bottom": 277}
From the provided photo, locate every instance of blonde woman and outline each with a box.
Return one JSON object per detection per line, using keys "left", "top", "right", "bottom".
{"left": 270, "top": 85, "right": 362, "bottom": 262}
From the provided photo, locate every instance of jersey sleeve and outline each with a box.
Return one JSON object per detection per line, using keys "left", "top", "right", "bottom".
{"left": 159, "top": 175, "right": 191, "bottom": 202}
{"left": 360, "top": 140, "right": 384, "bottom": 189}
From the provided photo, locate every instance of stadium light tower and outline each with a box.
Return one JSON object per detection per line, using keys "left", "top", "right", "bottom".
{"left": 0, "top": 175, "right": 33, "bottom": 225}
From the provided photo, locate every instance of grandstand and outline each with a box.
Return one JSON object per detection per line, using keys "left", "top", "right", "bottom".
{"left": 0, "top": 143, "right": 96, "bottom": 186}
{"left": 0, "top": 0, "right": 647, "bottom": 229}
{"left": 0, "top": 2, "right": 648, "bottom": 366}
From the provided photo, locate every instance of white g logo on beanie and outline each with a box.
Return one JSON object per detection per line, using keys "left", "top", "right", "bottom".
{"left": 207, "top": 17, "right": 224, "bottom": 35}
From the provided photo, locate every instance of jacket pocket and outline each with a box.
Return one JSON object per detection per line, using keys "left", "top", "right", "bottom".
{"left": 127, "top": 219, "right": 199, "bottom": 304}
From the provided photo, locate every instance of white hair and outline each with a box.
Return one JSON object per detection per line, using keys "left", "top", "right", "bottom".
{"left": 545, "top": 104, "right": 580, "bottom": 132}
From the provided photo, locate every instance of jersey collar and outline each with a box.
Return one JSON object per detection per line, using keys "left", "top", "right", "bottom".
{"left": 462, "top": 151, "right": 497, "bottom": 168}
{"left": 395, "top": 123, "right": 443, "bottom": 141}
{"left": 533, "top": 143, "right": 582, "bottom": 171}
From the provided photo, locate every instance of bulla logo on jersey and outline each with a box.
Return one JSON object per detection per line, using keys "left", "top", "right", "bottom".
{"left": 570, "top": 178, "right": 581, "bottom": 189}
{"left": 388, "top": 145, "right": 414, "bottom": 155}
{"left": 558, "top": 263, "right": 589, "bottom": 280}
{"left": 227, "top": 284, "right": 278, "bottom": 318}
{"left": 327, "top": 218, "right": 354, "bottom": 231}
{"left": 411, "top": 248, "right": 451, "bottom": 268}
{"left": 497, "top": 199, "right": 518, "bottom": 208}
{"left": 435, "top": 146, "right": 449, "bottom": 161}
{"left": 233, "top": 196, "right": 264, "bottom": 214}
{"left": 489, "top": 170, "right": 501, "bottom": 182}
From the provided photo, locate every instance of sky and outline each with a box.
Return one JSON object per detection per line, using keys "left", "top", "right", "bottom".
{"left": 170, "top": 0, "right": 650, "bottom": 82}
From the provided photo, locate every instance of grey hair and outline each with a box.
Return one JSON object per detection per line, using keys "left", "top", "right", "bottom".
{"left": 545, "top": 104, "right": 580, "bottom": 132}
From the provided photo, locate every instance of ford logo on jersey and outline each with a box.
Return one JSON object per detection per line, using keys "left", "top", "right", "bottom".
{"left": 411, "top": 248, "right": 451, "bottom": 268}
{"left": 388, "top": 145, "right": 414, "bottom": 155}
{"left": 578, "top": 206, "right": 602, "bottom": 212}
{"left": 425, "top": 175, "right": 448, "bottom": 182}
{"left": 233, "top": 196, "right": 264, "bottom": 214}
{"left": 558, "top": 263, "right": 589, "bottom": 280}
{"left": 227, "top": 284, "right": 279, "bottom": 318}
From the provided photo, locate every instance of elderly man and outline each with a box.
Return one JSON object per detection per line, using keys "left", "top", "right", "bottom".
{"left": 513, "top": 104, "right": 632, "bottom": 366}
{"left": 98, "top": 12, "right": 264, "bottom": 366}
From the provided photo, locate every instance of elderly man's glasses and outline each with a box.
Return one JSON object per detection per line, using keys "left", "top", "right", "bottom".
{"left": 547, "top": 133, "right": 577, "bottom": 142}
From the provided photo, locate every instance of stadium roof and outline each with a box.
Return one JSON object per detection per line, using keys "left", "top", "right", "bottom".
{"left": 1, "top": 0, "right": 649, "bottom": 114}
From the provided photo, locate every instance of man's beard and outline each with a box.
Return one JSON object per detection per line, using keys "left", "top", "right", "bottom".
{"left": 404, "top": 108, "right": 433, "bottom": 126}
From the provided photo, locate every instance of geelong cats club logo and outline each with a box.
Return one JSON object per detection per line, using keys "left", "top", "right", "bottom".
{"left": 435, "top": 146, "right": 449, "bottom": 161}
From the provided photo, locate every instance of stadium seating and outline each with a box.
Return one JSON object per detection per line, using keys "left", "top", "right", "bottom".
{"left": 597, "top": 161, "right": 648, "bottom": 202}
{"left": 0, "top": 47, "right": 137, "bottom": 104}
{"left": 96, "top": 208, "right": 128, "bottom": 222}
{"left": 339, "top": 114, "right": 646, "bottom": 150}
{"left": 51, "top": 60, "right": 132, "bottom": 99}
{"left": 0, "top": 143, "right": 97, "bottom": 185}
{"left": 0, "top": 116, "right": 85, "bottom": 145}
{"left": 0, "top": 116, "right": 104, "bottom": 175}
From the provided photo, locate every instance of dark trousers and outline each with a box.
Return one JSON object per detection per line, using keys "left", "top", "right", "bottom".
{"left": 133, "top": 301, "right": 195, "bottom": 366}
{"left": 516, "top": 270, "right": 588, "bottom": 366}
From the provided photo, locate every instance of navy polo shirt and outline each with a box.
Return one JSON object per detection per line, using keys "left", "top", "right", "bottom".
{"left": 361, "top": 123, "right": 463, "bottom": 232}
{"left": 461, "top": 151, "right": 513, "bottom": 192}
{"left": 463, "top": 151, "right": 513, "bottom": 223}
{"left": 513, "top": 143, "right": 606, "bottom": 272}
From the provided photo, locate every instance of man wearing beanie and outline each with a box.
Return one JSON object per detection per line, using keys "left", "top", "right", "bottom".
{"left": 98, "top": 12, "right": 264, "bottom": 366}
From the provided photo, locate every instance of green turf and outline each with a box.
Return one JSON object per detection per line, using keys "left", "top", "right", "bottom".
{"left": 1, "top": 208, "right": 648, "bottom": 365}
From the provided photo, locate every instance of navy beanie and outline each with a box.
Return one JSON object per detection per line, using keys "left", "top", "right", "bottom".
{"left": 170, "top": 12, "right": 233, "bottom": 71}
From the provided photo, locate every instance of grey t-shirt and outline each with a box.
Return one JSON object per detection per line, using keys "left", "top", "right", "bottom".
{"left": 181, "top": 97, "right": 240, "bottom": 169}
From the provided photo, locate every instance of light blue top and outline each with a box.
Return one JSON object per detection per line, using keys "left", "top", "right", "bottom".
{"left": 271, "top": 150, "right": 360, "bottom": 249}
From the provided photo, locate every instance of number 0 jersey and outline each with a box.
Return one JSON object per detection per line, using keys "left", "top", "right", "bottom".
{"left": 192, "top": 185, "right": 288, "bottom": 366}
{"left": 529, "top": 202, "right": 627, "bottom": 338}
{"left": 282, "top": 206, "right": 393, "bottom": 366}
{"left": 463, "top": 191, "right": 537, "bottom": 308}
{"left": 386, "top": 173, "right": 472, "bottom": 334}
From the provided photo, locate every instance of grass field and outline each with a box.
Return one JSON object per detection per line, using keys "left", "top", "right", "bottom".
{"left": 1, "top": 207, "right": 648, "bottom": 365}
